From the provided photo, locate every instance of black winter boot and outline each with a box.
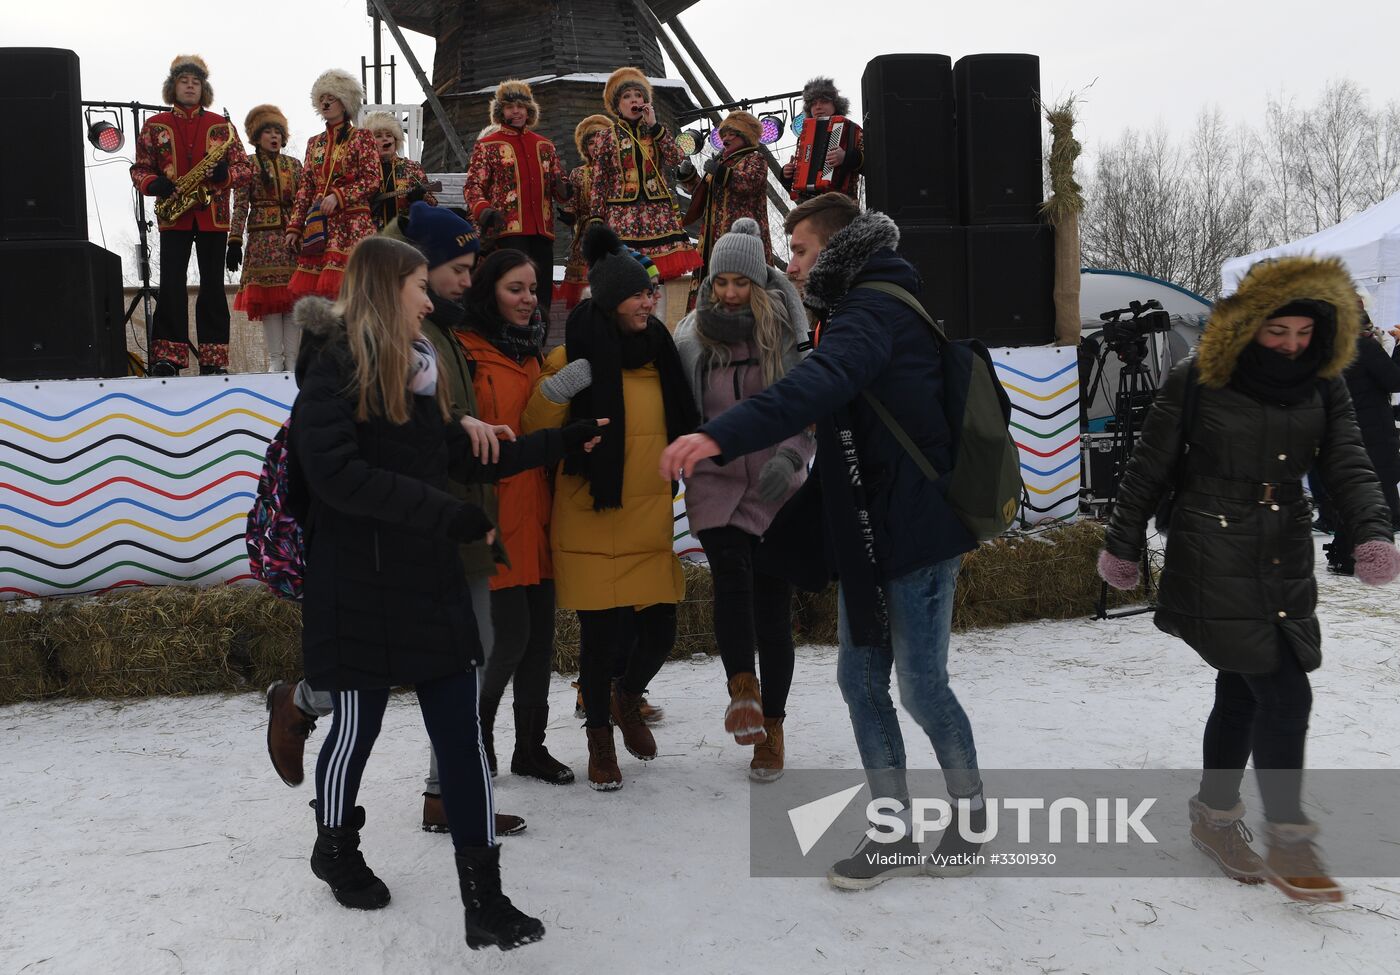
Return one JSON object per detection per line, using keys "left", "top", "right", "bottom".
{"left": 455, "top": 844, "right": 545, "bottom": 951}
{"left": 310, "top": 805, "right": 391, "bottom": 910}
{"left": 510, "top": 704, "right": 575, "bottom": 784}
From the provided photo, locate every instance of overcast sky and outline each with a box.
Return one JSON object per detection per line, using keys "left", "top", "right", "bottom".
{"left": 14, "top": 0, "right": 1400, "bottom": 272}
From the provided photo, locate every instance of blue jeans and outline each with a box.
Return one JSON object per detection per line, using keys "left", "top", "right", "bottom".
{"left": 837, "top": 554, "right": 981, "bottom": 802}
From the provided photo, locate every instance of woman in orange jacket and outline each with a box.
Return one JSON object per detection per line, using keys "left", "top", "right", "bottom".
{"left": 457, "top": 249, "right": 573, "bottom": 784}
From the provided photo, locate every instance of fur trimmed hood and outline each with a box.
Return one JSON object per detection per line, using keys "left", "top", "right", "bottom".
{"left": 310, "top": 69, "right": 364, "bottom": 122}
{"left": 244, "top": 104, "right": 288, "bottom": 143}
{"left": 1196, "top": 256, "right": 1361, "bottom": 389}
{"left": 802, "top": 76, "right": 848, "bottom": 117}
{"left": 490, "top": 79, "right": 539, "bottom": 128}
{"left": 604, "top": 66, "right": 652, "bottom": 117}
{"left": 803, "top": 210, "right": 901, "bottom": 314}
{"left": 163, "top": 55, "right": 213, "bottom": 108}
{"left": 293, "top": 295, "right": 342, "bottom": 339}
{"left": 575, "top": 113, "right": 612, "bottom": 159}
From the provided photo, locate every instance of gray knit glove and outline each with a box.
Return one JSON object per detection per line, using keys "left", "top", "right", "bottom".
{"left": 539, "top": 358, "right": 593, "bottom": 404}
{"left": 756, "top": 446, "right": 804, "bottom": 502}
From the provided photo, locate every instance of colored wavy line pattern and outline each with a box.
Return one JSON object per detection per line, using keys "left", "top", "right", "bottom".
{"left": 0, "top": 450, "right": 263, "bottom": 486}
{"left": 1023, "top": 492, "right": 1080, "bottom": 514}
{"left": 0, "top": 387, "right": 292, "bottom": 422}
{"left": 1014, "top": 437, "right": 1079, "bottom": 459}
{"left": 1024, "top": 473, "right": 1080, "bottom": 496}
{"left": 1010, "top": 418, "right": 1079, "bottom": 440}
{"left": 0, "top": 535, "right": 242, "bottom": 571}
{"left": 1020, "top": 455, "right": 1080, "bottom": 478}
{"left": 1011, "top": 399, "right": 1078, "bottom": 421}
{"left": 2, "top": 553, "right": 248, "bottom": 590}
{"left": 1, "top": 512, "right": 247, "bottom": 548}
{"left": 999, "top": 380, "right": 1079, "bottom": 403}
{"left": 1, "top": 492, "right": 254, "bottom": 529}
{"left": 0, "top": 571, "right": 257, "bottom": 600}
{"left": 0, "top": 408, "right": 281, "bottom": 443}
{"left": 0, "top": 471, "right": 256, "bottom": 507}
{"left": 0, "top": 430, "right": 271, "bottom": 465}
{"left": 993, "top": 360, "right": 1077, "bottom": 383}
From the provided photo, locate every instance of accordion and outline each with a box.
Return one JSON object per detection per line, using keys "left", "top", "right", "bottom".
{"left": 791, "top": 115, "right": 852, "bottom": 199}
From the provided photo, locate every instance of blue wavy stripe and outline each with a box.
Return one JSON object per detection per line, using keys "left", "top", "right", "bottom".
{"left": 1020, "top": 455, "right": 1081, "bottom": 478}
{"left": 0, "top": 387, "right": 293, "bottom": 422}
{"left": 0, "top": 492, "right": 254, "bottom": 528}
{"left": 993, "top": 360, "right": 1077, "bottom": 383}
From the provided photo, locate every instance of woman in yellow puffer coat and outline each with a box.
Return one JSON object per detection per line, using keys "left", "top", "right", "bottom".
{"left": 522, "top": 225, "right": 699, "bottom": 792}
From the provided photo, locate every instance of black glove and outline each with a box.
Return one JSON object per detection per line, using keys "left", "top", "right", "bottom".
{"left": 210, "top": 159, "right": 229, "bottom": 185}
{"left": 480, "top": 207, "right": 504, "bottom": 233}
{"left": 406, "top": 183, "right": 429, "bottom": 203}
{"left": 225, "top": 242, "right": 242, "bottom": 273}
{"left": 446, "top": 504, "right": 494, "bottom": 543}
{"left": 148, "top": 176, "right": 176, "bottom": 199}
{"left": 648, "top": 122, "right": 665, "bottom": 138}
{"left": 561, "top": 418, "right": 605, "bottom": 452}
{"left": 703, "top": 156, "right": 720, "bottom": 177}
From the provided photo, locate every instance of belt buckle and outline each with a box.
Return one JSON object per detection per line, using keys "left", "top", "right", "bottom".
{"left": 1259, "top": 483, "right": 1277, "bottom": 504}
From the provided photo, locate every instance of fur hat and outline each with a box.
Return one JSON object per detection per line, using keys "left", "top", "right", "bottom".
{"left": 163, "top": 55, "right": 213, "bottom": 108}
{"left": 603, "top": 67, "right": 652, "bottom": 117}
{"left": 802, "top": 76, "right": 849, "bottom": 117}
{"left": 310, "top": 68, "right": 364, "bottom": 121}
{"left": 1196, "top": 256, "right": 1361, "bottom": 389}
{"left": 575, "top": 114, "right": 613, "bottom": 159}
{"left": 244, "top": 104, "right": 289, "bottom": 144}
{"left": 709, "top": 217, "right": 767, "bottom": 284}
{"left": 403, "top": 201, "right": 480, "bottom": 269}
{"left": 719, "top": 111, "right": 762, "bottom": 148}
{"left": 361, "top": 110, "right": 404, "bottom": 151}
{"left": 490, "top": 79, "right": 540, "bottom": 129}
{"left": 584, "top": 224, "right": 653, "bottom": 311}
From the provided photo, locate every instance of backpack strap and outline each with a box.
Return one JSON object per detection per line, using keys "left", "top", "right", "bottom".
{"left": 852, "top": 280, "right": 950, "bottom": 344}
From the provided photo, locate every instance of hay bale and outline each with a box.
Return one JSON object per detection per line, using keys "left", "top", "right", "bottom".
{"left": 0, "top": 602, "right": 56, "bottom": 702}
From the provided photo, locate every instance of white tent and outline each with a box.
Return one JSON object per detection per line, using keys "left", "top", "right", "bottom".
{"left": 1221, "top": 192, "right": 1400, "bottom": 328}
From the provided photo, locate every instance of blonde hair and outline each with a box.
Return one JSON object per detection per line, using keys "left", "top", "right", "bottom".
{"left": 698, "top": 279, "right": 786, "bottom": 386}
{"left": 334, "top": 237, "right": 449, "bottom": 424}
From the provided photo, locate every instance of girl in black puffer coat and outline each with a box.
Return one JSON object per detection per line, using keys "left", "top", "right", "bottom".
{"left": 290, "top": 236, "right": 600, "bottom": 951}
{"left": 1099, "top": 257, "right": 1400, "bottom": 905}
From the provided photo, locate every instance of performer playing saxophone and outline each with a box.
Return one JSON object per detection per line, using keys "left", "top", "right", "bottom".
{"left": 130, "top": 55, "right": 250, "bottom": 376}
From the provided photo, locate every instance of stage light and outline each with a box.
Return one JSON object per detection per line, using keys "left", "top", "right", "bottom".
{"left": 758, "top": 114, "right": 784, "bottom": 145}
{"left": 709, "top": 127, "right": 725, "bottom": 152}
{"left": 790, "top": 112, "right": 806, "bottom": 138}
{"left": 86, "top": 117, "right": 124, "bottom": 153}
{"left": 676, "top": 130, "right": 698, "bottom": 156}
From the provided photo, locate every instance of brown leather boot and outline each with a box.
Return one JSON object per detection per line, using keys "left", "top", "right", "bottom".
{"left": 422, "top": 793, "right": 526, "bottom": 836}
{"left": 1264, "top": 821, "right": 1344, "bottom": 903}
{"left": 1188, "top": 796, "right": 1265, "bottom": 884}
{"left": 724, "top": 673, "right": 765, "bottom": 745}
{"left": 611, "top": 683, "right": 657, "bottom": 760}
{"left": 265, "top": 680, "right": 317, "bottom": 787}
{"left": 749, "top": 716, "right": 785, "bottom": 783}
{"left": 586, "top": 726, "right": 623, "bottom": 791}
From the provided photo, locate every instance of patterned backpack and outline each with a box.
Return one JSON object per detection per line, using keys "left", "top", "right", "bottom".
{"left": 245, "top": 419, "right": 305, "bottom": 601}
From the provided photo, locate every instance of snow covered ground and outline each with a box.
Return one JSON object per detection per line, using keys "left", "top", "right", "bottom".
{"left": 5, "top": 541, "right": 1400, "bottom": 974}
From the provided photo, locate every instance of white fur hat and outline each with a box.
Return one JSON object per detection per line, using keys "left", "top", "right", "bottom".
{"left": 310, "top": 68, "right": 364, "bottom": 120}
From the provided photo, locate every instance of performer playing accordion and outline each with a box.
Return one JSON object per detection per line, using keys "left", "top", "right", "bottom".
{"left": 781, "top": 76, "right": 864, "bottom": 203}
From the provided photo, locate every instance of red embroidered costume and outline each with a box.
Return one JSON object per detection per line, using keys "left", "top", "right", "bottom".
{"left": 559, "top": 114, "right": 612, "bottom": 309}
{"left": 230, "top": 104, "right": 302, "bottom": 321}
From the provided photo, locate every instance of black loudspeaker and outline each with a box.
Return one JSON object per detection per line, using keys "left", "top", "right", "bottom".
{"left": 965, "top": 224, "right": 1055, "bottom": 348}
{"left": 0, "top": 48, "right": 86, "bottom": 241}
{"left": 0, "top": 241, "right": 125, "bottom": 380}
{"left": 897, "top": 225, "right": 968, "bottom": 338}
{"left": 955, "top": 54, "right": 1042, "bottom": 225}
{"left": 861, "top": 54, "right": 958, "bottom": 223}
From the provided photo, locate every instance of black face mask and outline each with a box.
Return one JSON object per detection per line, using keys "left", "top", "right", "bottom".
{"left": 1230, "top": 337, "right": 1328, "bottom": 406}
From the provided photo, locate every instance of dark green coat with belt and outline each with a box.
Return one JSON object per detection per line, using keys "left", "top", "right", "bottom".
{"left": 1106, "top": 257, "right": 1392, "bottom": 674}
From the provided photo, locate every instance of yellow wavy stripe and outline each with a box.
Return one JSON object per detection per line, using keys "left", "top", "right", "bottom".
{"left": 0, "top": 513, "right": 246, "bottom": 549}
{"left": 1024, "top": 474, "right": 1081, "bottom": 495}
{"left": 1000, "top": 380, "right": 1079, "bottom": 403}
{"left": 0, "top": 408, "right": 281, "bottom": 443}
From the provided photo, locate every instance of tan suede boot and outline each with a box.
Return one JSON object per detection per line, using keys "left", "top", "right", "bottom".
{"left": 610, "top": 683, "right": 657, "bottom": 760}
{"left": 1188, "top": 796, "right": 1265, "bottom": 884}
{"left": 586, "top": 726, "right": 623, "bottom": 791}
{"left": 724, "top": 673, "right": 765, "bottom": 745}
{"left": 1264, "top": 821, "right": 1344, "bottom": 903}
{"left": 749, "top": 716, "right": 785, "bottom": 783}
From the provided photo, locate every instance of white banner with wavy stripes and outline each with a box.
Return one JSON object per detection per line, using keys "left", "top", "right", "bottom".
{"left": 991, "top": 345, "right": 1082, "bottom": 525}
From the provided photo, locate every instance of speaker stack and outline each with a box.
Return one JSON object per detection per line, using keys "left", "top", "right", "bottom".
{"left": 0, "top": 48, "right": 125, "bottom": 380}
{"left": 861, "top": 52, "right": 1054, "bottom": 348}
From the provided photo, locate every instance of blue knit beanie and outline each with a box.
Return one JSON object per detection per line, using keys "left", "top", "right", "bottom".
{"left": 404, "top": 201, "right": 480, "bottom": 269}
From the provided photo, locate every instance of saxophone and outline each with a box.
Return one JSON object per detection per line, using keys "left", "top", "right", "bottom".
{"left": 155, "top": 111, "right": 240, "bottom": 223}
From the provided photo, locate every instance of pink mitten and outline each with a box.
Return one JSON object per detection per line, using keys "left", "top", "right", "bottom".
{"left": 1353, "top": 540, "right": 1400, "bottom": 586}
{"left": 1097, "top": 550, "right": 1141, "bottom": 591}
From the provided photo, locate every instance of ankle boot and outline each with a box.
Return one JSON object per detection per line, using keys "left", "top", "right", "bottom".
{"left": 510, "top": 704, "right": 575, "bottom": 784}
{"left": 1264, "top": 821, "right": 1344, "bottom": 903}
{"left": 1188, "top": 796, "right": 1265, "bottom": 884}
{"left": 724, "top": 673, "right": 765, "bottom": 745}
{"left": 310, "top": 806, "right": 391, "bottom": 910}
{"left": 585, "top": 725, "right": 623, "bottom": 791}
{"left": 422, "top": 793, "right": 526, "bottom": 836}
{"left": 265, "top": 680, "right": 317, "bottom": 787}
{"left": 610, "top": 682, "right": 657, "bottom": 760}
{"left": 749, "top": 716, "right": 785, "bottom": 783}
{"left": 455, "top": 844, "right": 545, "bottom": 951}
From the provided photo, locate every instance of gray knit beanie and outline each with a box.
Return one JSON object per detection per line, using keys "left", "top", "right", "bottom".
{"left": 709, "top": 218, "right": 767, "bottom": 283}
{"left": 584, "top": 223, "right": 654, "bottom": 311}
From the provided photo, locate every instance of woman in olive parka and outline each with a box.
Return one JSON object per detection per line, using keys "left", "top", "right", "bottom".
{"left": 1099, "top": 256, "right": 1400, "bottom": 905}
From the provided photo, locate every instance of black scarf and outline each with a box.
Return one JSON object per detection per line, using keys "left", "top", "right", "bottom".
{"left": 562, "top": 299, "right": 698, "bottom": 510}
{"left": 695, "top": 303, "right": 755, "bottom": 346}
{"left": 480, "top": 309, "right": 545, "bottom": 364}
{"left": 1230, "top": 340, "right": 1328, "bottom": 406}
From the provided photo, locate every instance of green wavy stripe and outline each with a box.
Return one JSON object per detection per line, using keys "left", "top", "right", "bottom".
{"left": 1010, "top": 418, "right": 1080, "bottom": 439}
{"left": 0, "top": 450, "right": 263, "bottom": 486}
{"left": 0, "top": 553, "right": 248, "bottom": 589}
